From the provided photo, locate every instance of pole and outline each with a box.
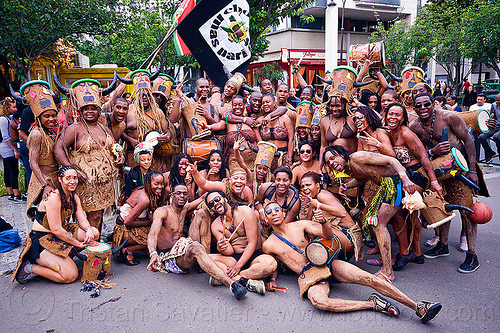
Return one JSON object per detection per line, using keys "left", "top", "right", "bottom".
{"left": 339, "top": 0, "right": 346, "bottom": 65}
{"left": 140, "top": 24, "right": 177, "bottom": 70}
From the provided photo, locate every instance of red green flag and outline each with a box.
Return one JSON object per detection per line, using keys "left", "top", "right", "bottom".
{"left": 173, "top": 0, "right": 196, "bottom": 56}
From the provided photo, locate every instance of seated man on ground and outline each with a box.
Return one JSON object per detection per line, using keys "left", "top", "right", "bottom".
{"left": 147, "top": 184, "right": 248, "bottom": 300}
{"left": 207, "top": 190, "right": 277, "bottom": 294}
{"left": 262, "top": 202, "right": 442, "bottom": 323}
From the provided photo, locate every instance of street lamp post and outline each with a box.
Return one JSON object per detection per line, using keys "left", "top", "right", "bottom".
{"left": 339, "top": 0, "right": 346, "bottom": 65}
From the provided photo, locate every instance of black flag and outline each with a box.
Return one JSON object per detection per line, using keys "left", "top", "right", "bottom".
{"left": 177, "top": 0, "right": 251, "bottom": 88}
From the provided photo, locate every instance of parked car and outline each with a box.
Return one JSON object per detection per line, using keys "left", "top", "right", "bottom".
{"left": 481, "top": 79, "right": 500, "bottom": 102}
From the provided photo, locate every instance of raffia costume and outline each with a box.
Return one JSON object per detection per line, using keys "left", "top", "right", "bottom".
{"left": 11, "top": 80, "right": 60, "bottom": 213}
{"left": 68, "top": 125, "right": 118, "bottom": 212}
{"left": 112, "top": 202, "right": 150, "bottom": 248}
{"left": 12, "top": 204, "right": 77, "bottom": 282}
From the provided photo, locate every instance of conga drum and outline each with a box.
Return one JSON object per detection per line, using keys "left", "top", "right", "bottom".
{"left": 183, "top": 139, "right": 221, "bottom": 162}
{"left": 144, "top": 130, "right": 173, "bottom": 158}
{"left": 81, "top": 242, "right": 112, "bottom": 282}
{"left": 305, "top": 236, "right": 342, "bottom": 267}
{"left": 349, "top": 41, "right": 386, "bottom": 69}
{"left": 431, "top": 147, "right": 469, "bottom": 180}
{"left": 456, "top": 109, "right": 491, "bottom": 136}
{"left": 181, "top": 102, "right": 207, "bottom": 137}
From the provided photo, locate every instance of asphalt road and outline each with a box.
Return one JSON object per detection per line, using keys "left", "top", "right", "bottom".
{"left": 1, "top": 167, "right": 500, "bottom": 333}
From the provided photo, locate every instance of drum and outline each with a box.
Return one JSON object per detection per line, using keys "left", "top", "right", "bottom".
{"left": 305, "top": 236, "right": 342, "bottom": 267}
{"left": 81, "top": 242, "right": 112, "bottom": 282}
{"left": 456, "top": 109, "right": 491, "bottom": 136}
{"left": 420, "top": 190, "right": 456, "bottom": 229}
{"left": 144, "top": 130, "right": 173, "bottom": 157}
{"left": 349, "top": 41, "right": 386, "bottom": 69}
{"left": 295, "top": 101, "right": 315, "bottom": 128}
{"left": 181, "top": 102, "right": 207, "bottom": 137}
{"left": 431, "top": 147, "right": 469, "bottom": 180}
{"left": 183, "top": 139, "right": 221, "bottom": 162}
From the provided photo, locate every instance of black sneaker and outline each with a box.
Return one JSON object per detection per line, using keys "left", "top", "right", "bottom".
{"left": 230, "top": 281, "right": 247, "bottom": 300}
{"left": 458, "top": 252, "right": 480, "bottom": 273}
{"left": 484, "top": 153, "right": 495, "bottom": 163}
{"left": 411, "top": 254, "right": 425, "bottom": 264}
{"left": 423, "top": 241, "right": 449, "bottom": 259}
{"left": 8, "top": 194, "right": 15, "bottom": 201}
{"left": 15, "top": 194, "right": 27, "bottom": 202}
{"left": 393, "top": 252, "right": 416, "bottom": 271}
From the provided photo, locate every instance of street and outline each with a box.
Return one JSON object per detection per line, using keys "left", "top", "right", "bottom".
{"left": 1, "top": 165, "right": 500, "bottom": 333}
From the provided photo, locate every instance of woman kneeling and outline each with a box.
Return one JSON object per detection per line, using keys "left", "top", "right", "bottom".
{"left": 13, "top": 166, "right": 99, "bottom": 284}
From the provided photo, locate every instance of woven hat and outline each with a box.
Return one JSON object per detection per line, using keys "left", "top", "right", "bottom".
{"left": 399, "top": 67, "right": 425, "bottom": 95}
{"left": 295, "top": 101, "right": 315, "bottom": 128}
{"left": 19, "top": 80, "right": 57, "bottom": 118}
{"left": 311, "top": 104, "right": 327, "bottom": 127}
{"left": 254, "top": 141, "right": 278, "bottom": 167}
{"left": 152, "top": 74, "right": 175, "bottom": 98}
{"left": 328, "top": 66, "right": 358, "bottom": 101}
{"left": 226, "top": 72, "right": 247, "bottom": 92}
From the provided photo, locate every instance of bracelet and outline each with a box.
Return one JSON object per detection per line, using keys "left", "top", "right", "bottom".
{"left": 270, "top": 277, "right": 276, "bottom": 282}
{"left": 243, "top": 117, "right": 247, "bottom": 123}
{"left": 150, "top": 251, "right": 158, "bottom": 258}
{"left": 469, "top": 171, "right": 477, "bottom": 173}
{"left": 375, "top": 141, "right": 381, "bottom": 148}
{"left": 42, "top": 183, "right": 49, "bottom": 190}
{"left": 430, "top": 180, "right": 439, "bottom": 185}
{"left": 341, "top": 184, "right": 348, "bottom": 191}
{"left": 176, "top": 98, "right": 183, "bottom": 102}
{"left": 319, "top": 220, "right": 327, "bottom": 225}
{"left": 86, "top": 227, "right": 92, "bottom": 232}
{"left": 317, "top": 202, "right": 322, "bottom": 210}
{"left": 428, "top": 149, "right": 434, "bottom": 157}
{"left": 258, "top": 208, "right": 264, "bottom": 214}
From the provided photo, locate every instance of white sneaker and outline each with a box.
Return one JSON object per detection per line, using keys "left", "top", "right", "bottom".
{"left": 209, "top": 276, "right": 224, "bottom": 286}
{"left": 425, "top": 236, "right": 439, "bottom": 247}
{"left": 459, "top": 236, "right": 468, "bottom": 252}
{"left": 246, "top": 279, "right": 266, "bottom": 295}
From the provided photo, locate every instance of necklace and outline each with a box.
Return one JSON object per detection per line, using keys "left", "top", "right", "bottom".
{"left": 222, "top": 214, "right": 235, "bottom": 233}
{"left": 169, "top": 206, "right": 181, "bottom": 220}
{"left": 418, "top": 110, "right": 436, "bottom": 147}
{"left": 273, "top": 186, "right": 290, "bottom": 211}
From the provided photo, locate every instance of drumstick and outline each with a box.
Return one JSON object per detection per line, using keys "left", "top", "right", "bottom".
{"left": 273, "top": 286, "right": 287, "bottom": 290}
{"left": 275, "top": 289, "right": 286, "bottom": 293}
{"left": 180, "top": 72, "right": 189, "bottom": 86}
{"left": 292, "top": 53, "right": 307, "bottom": 74}
{"left": 255, "top": 115, "right": 280, "bottom": 127}
{"left": 227, "top": 217, "right": 245, "bottom": 243}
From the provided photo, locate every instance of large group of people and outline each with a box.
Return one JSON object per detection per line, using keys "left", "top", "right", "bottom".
{"left": 3, "top": 61, "right": 497, "bottom": 324}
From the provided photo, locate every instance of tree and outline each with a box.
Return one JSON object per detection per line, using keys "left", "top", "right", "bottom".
{"left": 256, "top": 62, "right": 284, "bottom": 83}
{"left": 369, "top": 18, "right": 416, "bottom": 75}
{"left": 249, "top": 0, "right": 314, "bottom": 57}
{"left": 0, "top": 0, "right": 121, "bottom": 87}
{"left": 460, "top": 0, "right": 500, "bottom": 78}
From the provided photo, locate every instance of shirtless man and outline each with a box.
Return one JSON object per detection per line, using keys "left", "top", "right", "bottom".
{"left": 260, "top": 78, "right": 273, "bottom": 95}
{"left": 409, "top": 92, "right": 486, "bottom": 273}
{"left": 147, "top": 184, "right": 248, "bottom": 300}
{"left": 207, "top": 190, "right": 277, "bottom": 294}
{"left": 170, "top": 78, "right": 222, "bottom": 138}
{"left": 54, "top": 104, "right": 124, "bottom": 230}
{"left": 324, "top": 145, "right": 418, "bottom": 282}
{"left": 102, "top": 97, "right": 129, "bottom": 141}
{"left": 118, "top": 72, "right": 172, "bottom": 170}
{"left": 262, "top": 202, "right": 442, "bottom": 323}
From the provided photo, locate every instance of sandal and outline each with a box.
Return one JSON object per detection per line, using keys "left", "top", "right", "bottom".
{"left": 120, "top": 248, "right": 140, "bottom": 266}
{"left": 375, "top": 270, "right": 395, "bottom": 283}
{"left": 368, "top": 293, "right": 400, "bottom": 317}
{"left": 416, "top": 300, "right": 442, "bottom": 323}
{"left": 367, "top": 258, "right": 396, "bottom": 266}
{"left": 367, "top": 246, "right": 380, "bottom": 255}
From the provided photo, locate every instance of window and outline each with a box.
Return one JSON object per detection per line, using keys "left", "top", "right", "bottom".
{"left": 291, "top": 16, "right": 325, "bottom": 30}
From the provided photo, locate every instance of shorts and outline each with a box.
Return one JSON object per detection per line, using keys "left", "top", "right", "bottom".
{"left": 382, "top": 175, "right": 403, "bottom": 207}
{"left": 231, "top": 249, "right": 265, "bottom": 270}
{"left": 162, "top": 257, "right": 190, "bottom": 274}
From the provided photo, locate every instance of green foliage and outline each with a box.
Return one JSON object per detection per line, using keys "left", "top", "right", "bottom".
{"left": 369, "top": 19, "right": 415, "bottom": 75}
{"left": 256, "top": 62, "right": 284, "bottom": 82}
{"left": 460, "top": 0, "right": 500, "bottom": 78}
{"left": 0, "top": 166, "right": 26, "bottom": 196}
{"left": 0, "top": 0, "right": 121, "bottom": 83}
{"left": 248, "top": 0, "right": 314, "bottom": 57}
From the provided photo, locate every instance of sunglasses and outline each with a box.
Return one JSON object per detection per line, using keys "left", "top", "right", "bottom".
{"left": 173, "top": 191, "right": 188, "bottom": 196}
{"left": 353, "top": 114, "right": 365, "bottom": 120}
{"left": 207, "top": 195, "right": 222, "bottom": 208}
{"left": 300, "top": 149, "right": 312, "bottom": 154}
{"left": 265, "top": 206, "right": 283, "bottom": 215}
{"left": 414, "top": 101, "right": 432, "bottom": 109}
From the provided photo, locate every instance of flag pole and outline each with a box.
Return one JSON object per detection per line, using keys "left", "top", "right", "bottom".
{"left": 141, "top": 24, "right": 178, "bottom": 70}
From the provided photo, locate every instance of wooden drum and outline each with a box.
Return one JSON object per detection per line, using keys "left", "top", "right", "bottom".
{"left": 182, "top": 139, "right": 221, "bottom": 162}
{"left": 456, "top": 109, "right": 491, "bottom": 136}
{"left": 349, "top": 41, "right": 386, "bottom": 69}
{"left": 305, "top": 236, "right": 342, "bottom": 267}
{"left": 431, "top": 147, "right": 469, "bottom": 181}
{"left": 81, "top": 242, "right": 112, "bottom": 282}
